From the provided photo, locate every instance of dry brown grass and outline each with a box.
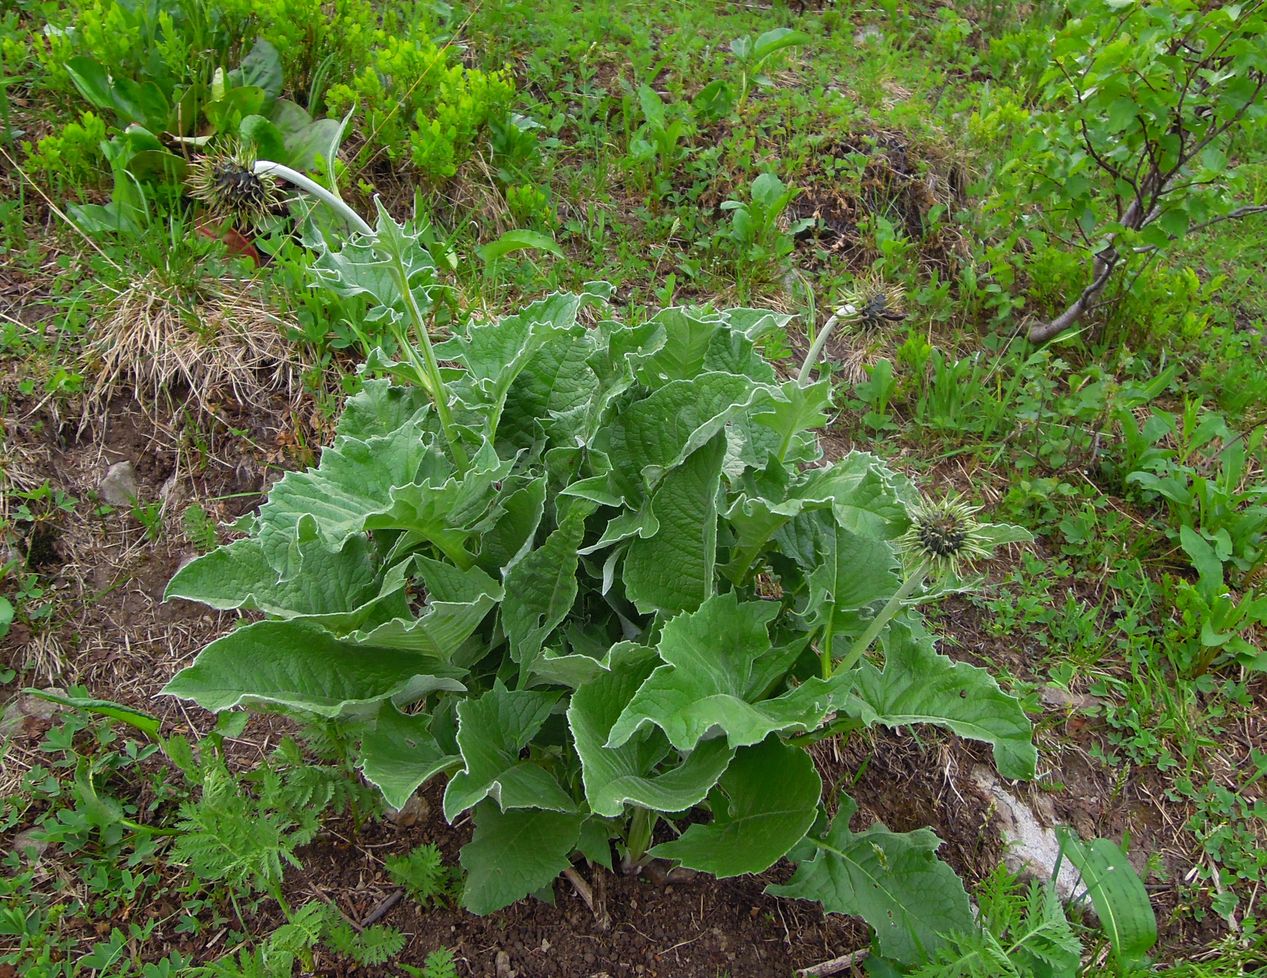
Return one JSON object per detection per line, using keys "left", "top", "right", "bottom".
{"left": 81, "top": 274, "right": 307, "bottom": 426}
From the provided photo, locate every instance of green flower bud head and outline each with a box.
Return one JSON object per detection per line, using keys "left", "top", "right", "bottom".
{"left": 899, "top": 494, "right": 992, "bottom": 578}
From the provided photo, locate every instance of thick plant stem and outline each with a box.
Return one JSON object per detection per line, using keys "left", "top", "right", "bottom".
{"left": 253, "top": 161, "right": 372, "bottom": 237}
{"left": 624, "top": 806, "right": 655, "bottom": 870}
{"left": 797, "top": 314, "right": 842, "bottom": 384}
{"left": 818, "top": 601, "right": 835, "bottom": 680}
{"left": 387, "top": 253, "right": 469, "bottom": 473}
{"left": 832, "top": 562, "right": 928, "bottom": 677}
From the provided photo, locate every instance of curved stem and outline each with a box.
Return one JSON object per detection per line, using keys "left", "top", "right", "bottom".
{"left": 832, "top": 562, "right": 928, "bottom": 677}
{"left": 253, "top": 161, "right": 373, "bottom": 237}
{"left": 256, "top": 159, "right": 468, "bottom": 472}
{"left": 388, "top": 249, "right": 469, "bottom": 474}
{"left": 797, "top": 313, "right": 842, "bottom": 384}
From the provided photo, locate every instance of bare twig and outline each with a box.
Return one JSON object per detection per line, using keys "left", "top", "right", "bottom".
{"left": 797, "top": 949, "right": 868, "bottom": 977}
{"left": 359, "top": 888, "right": 404, "bottom": 929}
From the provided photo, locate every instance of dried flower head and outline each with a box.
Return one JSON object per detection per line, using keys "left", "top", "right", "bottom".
{"left": 899, "top": 494, "right": 992, "bottom": 577}
{"left": 186, "top": 142, "right": 281, "bottom": 221}
{"left": 834, "top": 274, "right": 906, "bottom": 329}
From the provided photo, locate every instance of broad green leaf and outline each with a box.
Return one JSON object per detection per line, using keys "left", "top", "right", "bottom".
{"left": 498, "top": 327, "right": 598, "bottom": 451}
{"left": 753, "top": 379, "right": 832, "bottom": 457}
{"left": 349, "top": 557, "right": 500, "bottom": 661}
{"left": 359, "top": 703, "right": 457, "bottom": 809}
{"left": 239, "top": 114, "right": 286, "bottom": 162}
{"left": 231, "top": 38, "right": 283, "bottom": 99}
{"left": 336, "top": 379, "right": 430, "bottom": 440}
{"left": 162, "top": 620, "right": 464, "bottom": 717}
{"left": 799, "top": 454, "right": 908, "bottom": 540}
{"left": 309, "top": 206, "right": 438, "bottom": 329}
{"left": 64, "top": 57, "right": 116, "bottom": 113}
{"left": 503, "top": 500, "right": 595, "bottom": 681}
{"left": 624, "top": 433, "right": 726, "bottom": 614}
{"left": 476, "top": 476, "right": 548, "bottom": 575}
{"left": 752, "top": 27, "right": 811, "bottom": 61}
{"left": 443, "top": 683, "right": 574, "bottom": 820}
{"left": 608, "top": 592, "right": 836, "bottom": 750}
{"left": 801, "top": 515, "right": 900, "bottom": 638}
{"left": 568, "top": 644, "right": 734, "bottom": 817}
{"left": 843, "top": 624, "right": 1037, "bottom": 780}
{"left": 576, "top": 817, "right": 614, "bottom": 871}
{"left": 476, "top": 229, "right": 563, "bottom": 264}
{"left": 460, "top": 804, "right": 584, "bottom": 915}
{"left": 727, "top": 452, "right": 903, "bottom": 580}
{"left": 768, "top": 795, "right": 973, "bottom": 965}
{"left": 165, "top": 534, "right": 408, "bottom": 632}
{"left": 253, "top": 419, "right": 436, "bottom": 574}
{"left": 632, "top": 307, "right": 721, "bottom": 386}
{"left": 364, "top": 444, "right": 513, "bottom": 567}
{"left": 703, "top": 321, "right": 780, "bottom": 382}
{"left": 1057, "top": 831, "right": 1157, "bottom": 963}
{"left": 650, "top": 736, "right": 820, "bottom": 876}
{"left": 23, "top": 690, "right": 160, "bottom": 740}
{"left": 444, "top": 292, "right": 600, "bottom": 442}
{"left": 600, "top": 372, "right": 773, "bottom": 505}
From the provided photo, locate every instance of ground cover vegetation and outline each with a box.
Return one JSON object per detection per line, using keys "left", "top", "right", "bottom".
{"left": 2, "top": 0, "right": 1266, "bottom": 975}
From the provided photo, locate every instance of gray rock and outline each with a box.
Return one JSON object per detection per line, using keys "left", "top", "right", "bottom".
{"left": 12, "top": 828, "right": 49, "bottom": 864}
{"left": 972, "top": 766, "right": 1084, "bottom": 904}
{"left": 0, "top": 687, "right": 68, "bottom": 737}
{"left": 100, "top": 461, "right": 140, "bottom": 506}
{"left": 1040, "top": 684, "right": 1104, "bottom": 711}
{"left": 386, "top": 794, "right": 429, "bottom": 828}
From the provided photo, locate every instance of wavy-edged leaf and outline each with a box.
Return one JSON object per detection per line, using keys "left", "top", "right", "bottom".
{"left": 443, "top": 683, "right": 573, "bottom": 821}
{"left": 843, "top": 624, "right": 1037, "bottom": 780}
{"left": 568, "top": 643, "right": 734, "bottom": 817}
{"left": 253, "top": 419, "right": 438, "bottom": 574}
{"left": 802, "top": 515, "right": 900, "bottom": 640}
{"left": 460, "top": 804, "right": 584, "bottom": 915}
{"left": 165, "top": 534, "right": 408, "bottom": 633}
{"left": 624, "top": 433, "right": 726, "bottom": 614}
{"left": 161, "top": 620, "right": 464, "bottom": 716}
{"left": 650, "top": 736, "right": 819, "bottom": 877}
{"left": 359, "top": 703, "right": 458, "bottom": 809}
{"left": 768, "top": 794, "right": 973, "bottom": 965}
{"left": 607, "top": 592, "right": 837, "bottom": 750}
{"left": 503, "top": 499, "right": 595, "bottom": 681}
{"left": 599, "top": 371, "right": 774, "bottom": 505}
{"left": 349, "top": 557, "right": 499, "bottom": 662}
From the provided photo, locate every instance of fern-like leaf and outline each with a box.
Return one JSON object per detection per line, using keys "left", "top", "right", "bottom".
{"left": 386, "top": 843, "right": 455, "bottom": 907}
{"left": 326, "top": 922, "right": 407, "bottom": 966}
{"left": 423, "top": 947, "right": 459, "bottom": 978}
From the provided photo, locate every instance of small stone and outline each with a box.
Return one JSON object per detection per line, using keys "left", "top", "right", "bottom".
{"left": 13, "top": 829, "right": 49, "bottom": 865}
{"left": 100, "top": 461, "right": 139, "bottom": 506}
{"left": 1, "top": 687, "right": 68, "bottom": 736}
{"left": 495, "top": 950, "right": 515, "bottom": 978}
{"left": 386, "top": 794, "right": 429, "bottom": 828}
{"left": 1040, "top": 685, "right": 1104, "bottom": 711}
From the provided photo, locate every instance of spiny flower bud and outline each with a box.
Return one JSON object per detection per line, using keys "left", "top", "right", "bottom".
{"left": 186, "top": 142, "right": 282, "bottom": 221}
{"left": 834, "top": 274, "right": 906, "bottom": 329}
{"left": 899, "top": 494, "right": 992, "bottom": 578}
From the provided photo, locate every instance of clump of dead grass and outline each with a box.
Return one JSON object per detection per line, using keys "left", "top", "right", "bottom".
{"left": 81, "top": 274, "right": 307, "bottom": 425}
